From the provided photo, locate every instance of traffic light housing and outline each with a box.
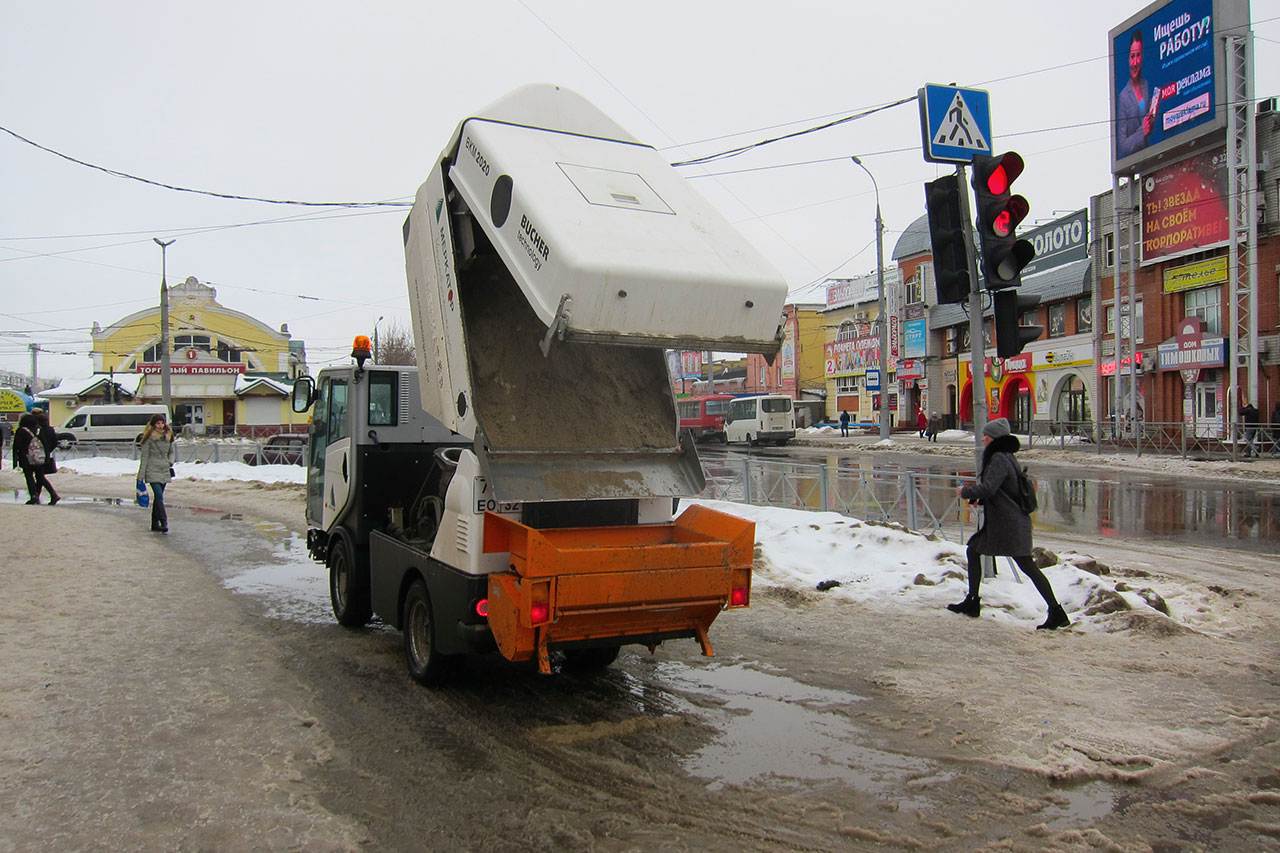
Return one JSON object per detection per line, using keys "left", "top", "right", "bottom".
{"left": 924, "top": 175, "right": 969, "bottom": 304}
{"left": 971, "top": 152, "right": 1034, "bottom": 290}
{"left": 993, "top": 290, "right": 1042, "bottom": 358}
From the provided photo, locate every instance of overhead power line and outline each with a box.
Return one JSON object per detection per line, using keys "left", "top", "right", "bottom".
{"left": 0, "top": 124, "right": 413, "bottom": 208}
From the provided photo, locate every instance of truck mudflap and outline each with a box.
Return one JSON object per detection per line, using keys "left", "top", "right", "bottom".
{"left": 481, "top": 504, "right": 754, "bottom": 674}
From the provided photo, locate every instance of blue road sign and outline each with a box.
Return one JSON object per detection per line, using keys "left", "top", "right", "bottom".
{"left": 919, "top": 84, "right": 992, "bottom": 164}
{"left": 865, "top": 368, "right": 881, "bottom": 392}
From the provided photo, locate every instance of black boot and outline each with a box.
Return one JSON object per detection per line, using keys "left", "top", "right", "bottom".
{"left": 1037, "top": 605, "right": 1070, "bottom": 630}
{"left": 946, "top": 595, "right": 981, "bottom": 618}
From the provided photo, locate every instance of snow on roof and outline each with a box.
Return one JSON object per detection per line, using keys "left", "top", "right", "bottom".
{"left": 235, "top": 375, "right": 292, "bottom": 396}
{"left": 39, "top": 373, "right": 145, "bottom": 398}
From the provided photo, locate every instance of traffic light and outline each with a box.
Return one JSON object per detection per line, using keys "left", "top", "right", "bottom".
{"left": 993, "top": 290, "right": 1042, "bottom": 358}
{"left": 971, "top": 152, "right": 1034, "bottom": 290}
{"left": 924, "top": 174, "right": 969, "bottom": 304}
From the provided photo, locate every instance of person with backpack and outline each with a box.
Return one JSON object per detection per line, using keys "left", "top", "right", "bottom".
{"left": 13, "top": 411, "right": 58, "bottom": 505}
{"left": 137, "top": 412, "right": 176, "bottom": 533}
{"left": 947, "top": 417, "right": 1069, "bottom": 630}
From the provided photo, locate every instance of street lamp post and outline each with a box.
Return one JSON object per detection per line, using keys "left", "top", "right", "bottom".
{"left": 852, "top": 156, "right": 890, "bottom": 441}
{"left": 153, "top": 238, "right": 176, "bottom": 415}
{"left": 373, "top": 315, "right": 385, "bottom": 363}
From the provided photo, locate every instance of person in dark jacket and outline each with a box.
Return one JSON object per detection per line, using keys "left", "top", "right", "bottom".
{"left": 33, "top": 408, "right": 60, "bottom": 502}
{"left": 839, "top": 409, "right": 850, "bottom": 438}
{"left": 13, "top": 411, "right": 58, "bottom": 505}
{"left": 947, "top": 417, "right": 1068, "bottom": 630}
{"left": 1239, "top": 402, "right": 1260, "bottom": 458}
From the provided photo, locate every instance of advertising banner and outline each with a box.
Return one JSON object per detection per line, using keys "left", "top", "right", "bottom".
{"left": 138, "top": 363, "right": 246, "bottom": 375}
{"left": 824, "top": 336, "right": 881, "bottom": 378}
{"left": 1141, "top": 145, "right": 1228, "bottom": 263}
{"left": 1162, "top": 254, "right": 1227, "bottom": 292}
{"left": 1020, "top": 210, "right": 1089, "bottom": 277}
{"left": 903, "top": 318, "right": 926, "bottom": 359}
{"left": 1111, "top": 0, "right": 1217, "bottom": 173}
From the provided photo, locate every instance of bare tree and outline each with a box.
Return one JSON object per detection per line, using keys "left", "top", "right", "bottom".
{"left": 377, "top": 321, "right": 416, "bottom": 365}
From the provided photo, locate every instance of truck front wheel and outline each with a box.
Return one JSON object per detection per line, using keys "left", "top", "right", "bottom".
{"left": 403, "top": 579, "right": 450, "bottom": 686}
{"left": 328, "top": 536, "right": 371, "bottom": 627}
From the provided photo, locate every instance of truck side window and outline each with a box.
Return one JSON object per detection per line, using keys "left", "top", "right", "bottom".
{"left": 328, "top": 379, "right": 350, "bottom": 443}
{"left": 309, "top": 379, "right": 331, "bottom": 470}
{"left": 368, "top": 372, "right": 398, "bottom": 426}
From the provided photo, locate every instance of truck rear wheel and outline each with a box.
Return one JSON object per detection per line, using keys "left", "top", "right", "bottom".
{"left": 328, "top": 536, "right": 371, "bottom": 627}
{"left": 403, "top": 579, "right": 450, "bottom": 686}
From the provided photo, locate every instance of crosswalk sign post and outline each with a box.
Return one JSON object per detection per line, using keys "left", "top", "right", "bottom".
{"left": 918, "top": 84, "right": 992, "bottom": 164}
{"left": 918, "top": 83, "right": 994, "bottom": 473}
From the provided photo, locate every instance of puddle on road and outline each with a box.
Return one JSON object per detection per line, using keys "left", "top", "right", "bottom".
{"left": 222, "top": 532, "right": 333, "bottom": 624}
{"left": 648, "top": 661, "right": 949, "bottom": 800}
{"left": 1043, "top": 781, "right": 1117, "bottom": 829}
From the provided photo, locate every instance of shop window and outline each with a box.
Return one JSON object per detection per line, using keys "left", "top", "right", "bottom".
{"left": 1184, "top": 286, "right": 1221, "bottom": 335}
{"left": 1047, "top": 303, "right": 1067, "bottom": 338}
{"left": 1077, "top": 296, "right": 1093, "bottom": 333}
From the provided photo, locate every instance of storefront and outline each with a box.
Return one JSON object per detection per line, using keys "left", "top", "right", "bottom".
{"left": 1158, "top": 317, "right": 1227, "bottom": 438}
{"left": 1031, "top": 341, "right": 1095, "bottom": 430}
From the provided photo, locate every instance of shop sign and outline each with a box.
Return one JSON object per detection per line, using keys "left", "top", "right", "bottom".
{"left": 824, "top": 335, "right": 881, "bottom": 377}
{"left": 1180, "top": 368, "right": 1201, "bottom": 384}
{"left": 896, "top": 359, "right": 925, "bottom": 381}
{"left": 1157, "top": 316, "right": 1224, "bottom": 372}
{"left": 0, "top": 388, "right": 29, "bottom": 413}
{"left": 1020, "top": 209, "right": 1088, "bottom": 277}
{"left": 986, "top": 353, "right": 1031, "bottom": 383}
{"left": 1100, "top": 352, "right": 1144, "bottom": 376}
{"left": 1162, "top": 255, "right": 1227, "bottom": 293}
{"left": 903, "top": 318, "right": 927, "bottom": 359}
{"left": 1035, "top": 346, "right": 1091, "bottom": 368}
{"left": 138, "top": 363, "right": 246, "bottom": 375}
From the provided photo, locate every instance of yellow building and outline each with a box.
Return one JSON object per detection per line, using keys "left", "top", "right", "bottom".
{"left": 820, "top": 270, "right": 900, "bottom": 423}
{"left": 42, "top": 276, "right": 310, "bottom": 435}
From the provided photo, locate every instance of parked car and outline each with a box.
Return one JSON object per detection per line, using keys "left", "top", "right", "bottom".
{"left": 243, "top": 433, "right": 308, "bottom": 466}
{"left": 58, "top": 404, "right": 171, "bottom": 446}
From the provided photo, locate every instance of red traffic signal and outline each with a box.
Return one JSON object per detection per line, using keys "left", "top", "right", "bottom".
{"left": 971, "top": 152, "right": 1034, "bottom": 290}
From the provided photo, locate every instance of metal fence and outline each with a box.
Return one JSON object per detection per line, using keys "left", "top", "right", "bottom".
{"left": 53, "top": 439, "right": 305, "bottom": 466}
{"left": 700, "top": 455, "right": 981, "bottom": 541}
{"left": 1027, "top": 419, "right": 1280, "bottom": 460}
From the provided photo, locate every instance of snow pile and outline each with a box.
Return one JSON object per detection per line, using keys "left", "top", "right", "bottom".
{"left": 870, "top": 438, "right": 895, "bottom": 449}
{"left": 690, "top": 499, "right": 1173, "bottom": 631}
{"left": 57, "top": 456, "right": 306, "bottom": 485}
{"left": 801, "top": 425, "right": 840, "bottom": 435}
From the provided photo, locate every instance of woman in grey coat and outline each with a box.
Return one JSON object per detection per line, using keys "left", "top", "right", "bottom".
{"left": 137, "top": 413, "right": 176, "bottom": 533}
{"left": 947, "top": 418, "right": 1069, "bottom": 630}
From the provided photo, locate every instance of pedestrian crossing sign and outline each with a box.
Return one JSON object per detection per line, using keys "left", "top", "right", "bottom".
{"left": 919, "top": 84, "right": 992, "bottom": 164}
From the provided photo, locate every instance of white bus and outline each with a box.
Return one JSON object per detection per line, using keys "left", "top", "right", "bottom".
{"left": 724, "top": 395, "right": 796, "bottom": 446}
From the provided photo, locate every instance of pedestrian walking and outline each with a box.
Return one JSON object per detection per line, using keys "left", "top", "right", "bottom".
{"left": 839, "top": 409, "right": 850, "bottom": 438}
{"left": 927, "top": 412, "right": 941, "bottom": 443}
{"left": 947, "top": 417, "right": 1069, "bottom": 630}
{"left": 33, "top": 408, "right": 60, "bottom": 504}
{"left": 137, "top": 413, "right": 176, "bottom": 533}
{"left": 916, "top": 407, "right": 927, "bottom": 438}
{"left": 13, "top": 412, "right": 58, "bottom": 505}
{"left": 1239, "top": 401, "right": 1260, "bottom": 458}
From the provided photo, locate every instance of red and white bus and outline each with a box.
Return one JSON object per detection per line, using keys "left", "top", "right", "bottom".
{"left": 677, "top": 394, "right": 734, "bottom": 443}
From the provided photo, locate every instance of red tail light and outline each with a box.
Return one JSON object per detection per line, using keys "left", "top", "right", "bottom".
{"left": 530, "top": 602, "right": 550, "bottom": 624}
{"left": 474, "top": 598, "right": 489, "bottom": 618}
{"left": 730, "top": 587, "right": 749, "bottom": 607}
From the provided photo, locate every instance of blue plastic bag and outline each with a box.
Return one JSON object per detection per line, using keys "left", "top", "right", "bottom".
{"left": 136, "top": 480, "right": 149, "bottom": 508}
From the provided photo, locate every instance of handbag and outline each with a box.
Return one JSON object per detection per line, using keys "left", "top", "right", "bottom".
{"left": 136, "top": 479, "right": 149, "bottom": 508}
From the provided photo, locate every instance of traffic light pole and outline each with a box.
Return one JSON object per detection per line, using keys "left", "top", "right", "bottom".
{"left": 954, "top": 163, "right": 987, "bottom": 471}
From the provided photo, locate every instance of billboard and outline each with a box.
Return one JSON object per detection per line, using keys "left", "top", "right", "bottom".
{"left": 1109, "top": 0, "right": 1247, "bottom": 174}
{"left": 1020, "top": 210, "right": 1088, "bottom": 277}
{"left": 1141, "top": 145, "right": 1228, "bottom": 263}
{"left": 903, "top": 318, "right": 927, "bottom": 358}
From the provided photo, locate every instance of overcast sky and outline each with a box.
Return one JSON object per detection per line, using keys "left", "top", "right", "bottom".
{"left": 2, "top": 1, "right": 1277, "bottom": 381}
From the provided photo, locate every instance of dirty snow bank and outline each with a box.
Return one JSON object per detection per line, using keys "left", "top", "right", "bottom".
{"left": 57, "top": 456, "right": 306, "bottom": 485}
{"left": 689, "top": 499, "right": 1178, "bottom": 632}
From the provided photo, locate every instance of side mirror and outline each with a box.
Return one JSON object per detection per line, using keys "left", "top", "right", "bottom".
{"left": 291, "top": 376, "right": 315, "bottom": 413}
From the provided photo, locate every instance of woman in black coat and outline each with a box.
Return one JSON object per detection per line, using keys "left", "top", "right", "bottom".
{"left": 948, "top": 417, "right": 1068, "bottom": 630}
{"left": 13, "top": 411, "right": 59, "bottom": 505}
